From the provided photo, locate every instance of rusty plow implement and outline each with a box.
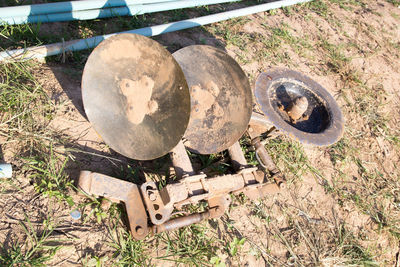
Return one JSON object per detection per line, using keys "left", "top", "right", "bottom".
{"left": 78, "top": 34, "right": 344, "bottom": 239}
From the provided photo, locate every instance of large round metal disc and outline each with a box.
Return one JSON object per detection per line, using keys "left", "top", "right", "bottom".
{"left": 173, "top": 45, "right": 252, "bottom": 154}
{"left": 82, "top": 34, "right": 190, "bottom": 160}
{"left": 255, "top": 69, "right": 344, "bottom": 146}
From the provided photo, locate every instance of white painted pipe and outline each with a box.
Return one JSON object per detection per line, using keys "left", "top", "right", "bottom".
{"left": 0, "top": 0, "right": 312, "bottom": 62}
{"left": 0, "top": 0, "right": 177, "bottom": 18}
{"left": 1, "top": 0, "right": 238, "bottom": 25}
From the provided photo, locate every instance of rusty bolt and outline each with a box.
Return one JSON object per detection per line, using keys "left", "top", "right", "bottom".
{"left": 287, "top": 96, "right": 308, "bottom": 121}
{"left": 278, "top": 182, "right": 287, "bottom": 190}
{"left": 148, "top": 191, "right": 157, "bottom": 201}
{"left": 135, "top": 226, "right": 144, "bottom": 235}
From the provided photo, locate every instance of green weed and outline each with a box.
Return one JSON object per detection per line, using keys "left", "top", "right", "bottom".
{"left": 334, "top": 223, "right": 379, "bottom": 266}
{"left": 0, "top": 23, "right": 42, "bottom": 49}
{"left": 265, "top": 137, "right": 309, "bottom": 180}
{"left": 155, "top": 224, "right": 219, "bottom": 265}
{"left": 107, "top": 227, "right": 150, "bottom": 266}
{"left": 228, "top": 237, "right": 246, "bottom": 257}
{"left": 386, "top": 0, "right": 400, "bottom": 5}
{"left": 0, "top": 216, "right": 63, "bottom": 266}
{"left": 25, "top": 146, "right": 74, "bottom": 206}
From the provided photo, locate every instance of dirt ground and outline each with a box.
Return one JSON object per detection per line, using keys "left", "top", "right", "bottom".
{"left": 1, "top": 0, "right": 400, "bottom": 266}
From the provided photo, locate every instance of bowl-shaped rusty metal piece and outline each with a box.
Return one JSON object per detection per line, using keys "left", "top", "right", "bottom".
{"left": 82, "top": 33, "right": 191, "bottom": 160}
{"left": 254, "top": 69, "right": 344, "bottom": 146}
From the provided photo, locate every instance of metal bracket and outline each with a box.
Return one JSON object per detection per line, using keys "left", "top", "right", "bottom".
{"left": 77, "top": 128, "right": 286, "bottom": 239}
{"left": 78, "top": 171, "right": 149, "bottom": 240}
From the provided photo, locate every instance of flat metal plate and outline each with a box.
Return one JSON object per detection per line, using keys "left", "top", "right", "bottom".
{"left": 82, "top": 34, "right": 190, "bottom": 160}
{"left": 173, "top": 45, "right": 252, "bottom": 154}
{"left": 255, "top": 69, "right": 344, "bottom": 146}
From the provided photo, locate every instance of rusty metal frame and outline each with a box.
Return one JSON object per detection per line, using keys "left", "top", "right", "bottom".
{"left": 78, "top": 115, "right": 285, "bottom": 239}
{"left": 78, "top": 171, "right": 149, "bottom": 239}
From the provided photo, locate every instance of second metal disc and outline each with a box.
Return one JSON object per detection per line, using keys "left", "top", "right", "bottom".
{"left": 173, "top": 45, "right": 252, "bottom": 154}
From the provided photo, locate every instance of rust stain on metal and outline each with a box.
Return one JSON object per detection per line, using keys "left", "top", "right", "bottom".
{"left": 190, "top": 84, "right": 217, "bottom": 120}
{"left": 100, "top": 39, "right": 142, "bottom": 62}
{"left": 287, "top": 96, "right": 308, "bottom": 121}
{"left": 173, "top": 45, "right": 252, "bottom": 154}
{"left": 78, "top": 146, "right": 284, "bottom": 239}
{"left": 152, "top": 211, "right": 211, "bottom": 234}
{"left": 78, "top": 171, "right": 149, "bottom": 240}
{"left": 119, "top": 76, "right": 158, "bottom": 124}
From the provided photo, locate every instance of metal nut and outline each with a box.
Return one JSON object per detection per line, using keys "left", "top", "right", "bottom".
{"left": 279, "top": 182, "right": 287, "bottom": 190}
{"left": 135, "top": 226, "right": 144, "bottom": 235}
{"left": 148, "top": 191, "right": 157, "bottom": 201}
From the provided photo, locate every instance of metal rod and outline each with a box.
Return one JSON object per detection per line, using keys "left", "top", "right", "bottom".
{"left": 0, "top": 0, "right": 312, "bottom": 62}
{"left": 252, "top": 137, "right": 286, "bottom": 189}
{"left": 169, "top": 140, "right": 195, "bottom": 179}
{"left": 0, "top": 0, "right": 177, "bottom": 18}
{"left": 252, "top": 137, "right": 278, "bottom": 172}
{"left": 152, "top": 211, "right": 210, "bottom": 234}
{"left": 1, "top": 0, "right": 239, "bottom": 25}
{"left": 250, "top": 112, "right": 273, "bottom": 129}
{"left": 227, "top": 141, "right": 247, "bottom": 171}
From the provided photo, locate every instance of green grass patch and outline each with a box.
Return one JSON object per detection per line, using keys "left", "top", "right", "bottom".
{"left": 265, "top": 137, "right": 309, "bottom": 181}
{"left": 0, "top": 216, "right": 63, "bottom": 266}
{"left": 155, "top": 224, "right": 219, "bottom": 265}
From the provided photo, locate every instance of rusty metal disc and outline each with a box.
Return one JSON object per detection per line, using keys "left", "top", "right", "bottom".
{"left": 81, "top": 34, "right": 190, "bottom": 160}
{"left": 254, "top": 69, "right": 344, "bottom": 146}
{"left": 173, "top": 45, "right": 252, "bottom": 154}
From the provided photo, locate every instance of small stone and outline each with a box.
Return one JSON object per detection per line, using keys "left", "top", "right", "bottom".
{"left": 70, "top": 209, "right": 81, "bottom": 220}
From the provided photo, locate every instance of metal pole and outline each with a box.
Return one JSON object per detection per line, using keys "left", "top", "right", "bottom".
{"left": 169, "top": 140, "right": 195, "bottom": 179}
{"left": 0, "top": 0, "right": 312, "bottom": 62}
{"left": 1, "top": 0, "right": 239, "bottom": 25}
{"left": 0, "top": 0, "right": 177, "bottom": 18}
{"left": 227, "top": 141, "right": 247, "bottom": 171}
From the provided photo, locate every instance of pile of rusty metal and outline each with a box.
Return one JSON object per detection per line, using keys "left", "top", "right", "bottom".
{"left": 78, "top": 34, "right": 344, "bottom": 239}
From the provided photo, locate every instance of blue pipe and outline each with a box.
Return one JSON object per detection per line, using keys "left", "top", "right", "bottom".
{"left": 0, "top": 0, "right": 176, "bottom": 18}
{"left": 1, "top": 0, "right": 237, "bottom": 25}
{"left": 0, "top": 0, "right": 312, "bottom": 62}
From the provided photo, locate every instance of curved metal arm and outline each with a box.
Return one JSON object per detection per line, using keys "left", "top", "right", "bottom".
{"left": 78, "top": 171, "right": 149, "bottom": 240}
